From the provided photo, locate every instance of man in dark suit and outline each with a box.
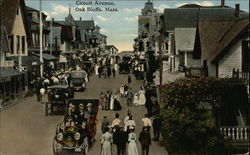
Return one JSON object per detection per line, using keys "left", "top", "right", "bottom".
{"left": 113, "top": 126, "right": 128, "bottom": 155}
{"left": 152, "top": 114, "right": 162, "bottom": 141}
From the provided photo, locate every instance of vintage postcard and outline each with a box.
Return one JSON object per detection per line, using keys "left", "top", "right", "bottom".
{"left": 0, "top": 0, "right": 249, "bottom": 154}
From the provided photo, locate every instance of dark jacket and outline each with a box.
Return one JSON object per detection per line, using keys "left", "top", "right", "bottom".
{"left": 113, "top": 129, "right": 128, "bottom": 146}
{"left": 152, "top": 117, "right": 162, "bottom": 130}
{"left": 139, "top": 130, "right": 151, "bottom": 146}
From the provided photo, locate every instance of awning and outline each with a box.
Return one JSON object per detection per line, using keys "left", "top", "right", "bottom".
{"left": 32, "top": 53, "right": 57, "bottom": 61}
{"left": 59, "top": 55, "right": 67, "bottom": 63}
{"left": 8, "top": 56, "right": 42, "bottom": 66}
{"left": 0, "top": 67, "right": 24, "bottom": 78}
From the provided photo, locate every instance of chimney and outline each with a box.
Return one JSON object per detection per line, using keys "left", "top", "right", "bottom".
{"left": 235, "top": 4, "right": 240, "bottom": 18}
{"left": 80, "top": 17, "right": 82, "bottom": 21}
{"left": 221, "top": 0, "right": 225, "bottom": 7}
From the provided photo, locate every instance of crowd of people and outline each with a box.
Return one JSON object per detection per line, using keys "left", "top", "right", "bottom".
{"left": 100, "top": 111, "right": 162, "bottom": 155}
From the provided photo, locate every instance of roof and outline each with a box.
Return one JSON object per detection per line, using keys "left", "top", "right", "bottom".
{"left": 53, "top": 21, "right": 73, "bottom": 40}
{"left": 196, "top": 18, "right": 249, "bottom": 62}
{"left": 8, "top": 56, "right": 42, "bottom": 66}
{"left": 1, "top": 0, "right": 32, "bottom": 44}
{"left": 164, "top": 7, "right": 249, "bottom": 31}
{"left": 0, "top": 67, "right": 24, "bottom": 78}
{"left": 175, "top": 28, "right": 196, "bottom": 52}
{"left": 32, "top": 53, "right": 57, "bottom": 61}
{"left": 48, "top": 27, "right": 61, "bottom": 44}
{"left": 76, "top": 20, "right": 95, "bottom": 30}
{"left": 106, "top": 45, "right": 118, "bottom": 51}
{"left": 1, "top": 26, "right": 10, "bottom": 52}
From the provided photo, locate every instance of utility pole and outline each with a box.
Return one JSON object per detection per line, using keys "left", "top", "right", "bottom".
{"left": 39, "top": 0, "right": 43, "bottom": 78}
{"left": 0, "top": 0, "right": 2, "bottom": 76}
{"left": 50, "top": 18, "right": 53, "bottom": 55}
{"left": 158, "top": 32, "right": 163, "bottom": 105}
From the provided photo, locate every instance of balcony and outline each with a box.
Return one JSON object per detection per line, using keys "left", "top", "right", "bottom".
{"left": 220, "top": 126, "right": 249, "bottom": 151}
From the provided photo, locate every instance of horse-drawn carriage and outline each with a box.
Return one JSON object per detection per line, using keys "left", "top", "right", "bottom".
{"left": 53, "top": 99, "right": 99, "bottom": 155}
{"left": 45, "top": 85, "right": 74, "bottom": 116}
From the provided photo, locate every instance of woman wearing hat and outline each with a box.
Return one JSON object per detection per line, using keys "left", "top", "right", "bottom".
{"left": 101, "top": 127, "right": 113, "bottom": 155}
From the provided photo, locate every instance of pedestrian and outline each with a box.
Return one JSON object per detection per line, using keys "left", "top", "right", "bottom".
{"left": 152, "top": 114, "right": 162, "bottom": 141}
{"left": 101, "top": 127, "right": 113, "bottom": 155}
{"left": 103, "top": 67, "right": 107, "bottom": 78}
{"left": 111, "top": 113, "right": 121, "bottom": 131}
{"left": 113, "top": 126, "right": 128, "bottom": 155}
{"left": 114, "top": 63, "right": 119, "bottom": 72}
{"left": 124, "top": 115, "right": 136, "bottom": 132}
{"left": 120, "top": 85, "right": 125, "bottom": 97}
{"left": 112, "top": 68, "right": 116, "bottom": 78}
{"left": 98, "top": 66, "right": 102, "bottom": 78}
{"left": 145, "top": 97, "right": 153, "bottom": 117}
{"left": 107, "top": 67, "right": 111, "bottom": 78}
{"left": 127, "top": 88, "right": 133, "bottom": 106}
{"left": 101, "top": 116, "right": 110, "bottom": 133}
{"left": 139, "top": 127, "right": 151, "bottom": 155}
{"left": 114, "top": 92, "right": 121, "bottom": 111}
{"left": 124, "top": 110, "right": 131, "bottom": 125}
{"left": 40, "top": 87, "right": 46, "bottom": 104}
{"left": 99, "top": 92, "right": 105, "bottom": 109}
{"left": 128, "top": 75, "right": 132, "bottom": 85}
{"left": 141, "top": 114, "right": 152, "bottom": 130}
{"left": 35, "top": 77, "right": 42, "bottom": 102}
{"left": 127, "top": 127, "right": 139, "bottom": 155}
{"left": 124, "top": 84, "right": 129, "bottom": 97}
{"left": 138, "top": 86, "right": 146, "bottom": 106}
{"left": 105, "top": 91, "right": 111, "bottom": 110}
{"left": 110, "top": 91, "right": 114, "bottom": 110}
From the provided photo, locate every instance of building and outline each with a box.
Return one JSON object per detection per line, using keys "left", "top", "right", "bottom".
{"left": 26, "top": 6, "right": 50, "bottom": 53}
{"left": 0, "top": 0, "right": 31, "bottom": 108}
{"left": 163, "top": 3, "right": 249, "bottom": 72}
{"left": 193, "top": 18, "right": 249, "bottom": 78}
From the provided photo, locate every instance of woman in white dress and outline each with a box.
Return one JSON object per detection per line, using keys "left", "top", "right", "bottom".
{"left": 124, "top": 115, "right": 136, "bottom": 132}
{"left": 101, "top": 127, "right": 113, "bottom": 155}
{"left": 138, "top": 86, "right": 146, "bottom": 106}
{"left": 95, "top": 64, "right": 99, "bottom": 75}
{"left": 127, "top": 128, "right": 139, "bottom": 155}
{"left": 110, "top": 92, "right": 114, "bottom": 110}
{"left": 133, "top": 93, "right": 139, "bottom": 106}
{"left": 120, "top": 86, "right": 124, "bottom": 97}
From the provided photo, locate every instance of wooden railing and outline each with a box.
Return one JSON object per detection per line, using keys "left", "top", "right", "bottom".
{"left": 232, "top": 69, "right": 249, "bottom": 81}
{"left": 184, "top": 67, "right": 208, "bottom": 77}
{"left": 220, "top": 126, "right": 249, "bottom": 140}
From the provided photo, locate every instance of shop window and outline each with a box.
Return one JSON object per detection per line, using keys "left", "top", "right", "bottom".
{"left": 22, "top": 36, "right": 25, "bottom": 54}
{"left": 16, "top": 35, "right": 20, "bottom": 54}
{"left": 8, "top": 35, "right": 14, "bottom": 54}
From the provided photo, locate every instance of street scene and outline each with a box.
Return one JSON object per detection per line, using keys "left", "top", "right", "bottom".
{"left": 0, "top": 0, "right": 249, "bottom": 155}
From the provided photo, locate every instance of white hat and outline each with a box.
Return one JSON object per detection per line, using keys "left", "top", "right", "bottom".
{"left": 87, "top": 103, "right": 92, "bottom": 107}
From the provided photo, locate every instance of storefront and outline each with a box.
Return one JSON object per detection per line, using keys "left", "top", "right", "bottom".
{"left": 0, "top": 67, "right": 25, "bottom": 109}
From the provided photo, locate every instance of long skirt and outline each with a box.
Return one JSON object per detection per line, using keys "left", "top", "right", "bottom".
{"left": 138, "top": 93, "right": 146, "bottom": 106}
{"left": 110, "top": 97, "right": 114, "bottom": 110}
{"left": 127, "top": 141, "right": 138, "bottom": 155}
{"left": 101, "top": 141, "right": 112, "bottom": 155}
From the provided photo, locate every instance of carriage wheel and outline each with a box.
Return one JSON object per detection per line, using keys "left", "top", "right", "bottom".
{"left": 83, "top": 137, "right": 89, "bottom": 155}
{"left": 53, "top": 139, "right": 59, "bottom": 155}
{"left": 45, "top": 102, "right": 48, "bottom": 117}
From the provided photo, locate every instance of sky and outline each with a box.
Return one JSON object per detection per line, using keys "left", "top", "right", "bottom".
{"left": 25, "top": 0, "right": 249, "bottom": 51}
